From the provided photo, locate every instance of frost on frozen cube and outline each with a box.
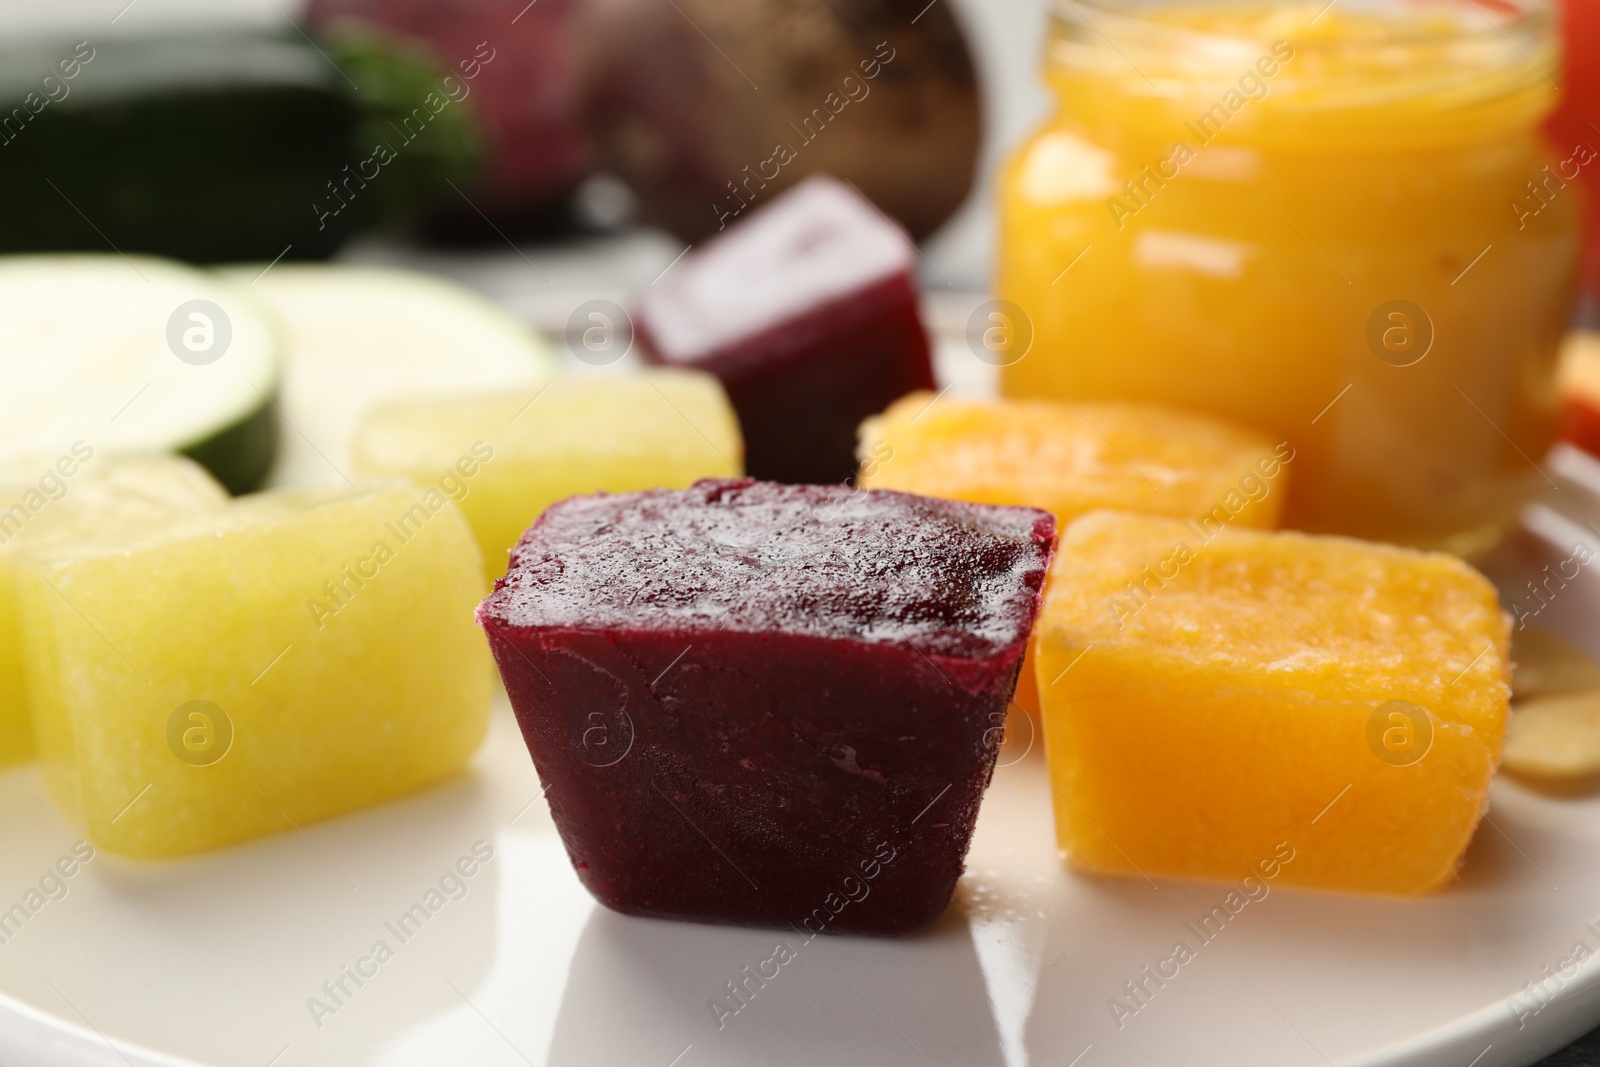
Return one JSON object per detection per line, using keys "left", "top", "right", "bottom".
{"left": 478, "top": 479, "right": 1056, "bottom": 934}
{"left": 353, "top": 371, "right": 741, "bottom": 582}
{"left": 18, "top": 483, "right": 490, "bottom": 858}
{"left": 1037, "top": 512, "right": 1510, "bottom": 895}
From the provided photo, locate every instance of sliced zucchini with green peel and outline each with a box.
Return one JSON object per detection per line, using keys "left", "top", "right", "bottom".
{"left": 228, "top": 264, "right": 556, "bottom": 489}
{"left": 0, "top": 255, "right": 282, "bottom": 494}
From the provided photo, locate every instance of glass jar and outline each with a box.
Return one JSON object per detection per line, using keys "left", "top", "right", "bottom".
{"left": 998, "top": 0, "right": 1580, "bottom": 551}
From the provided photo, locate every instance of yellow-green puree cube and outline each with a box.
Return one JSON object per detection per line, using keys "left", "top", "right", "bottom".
{"left": 18, "top": 482, "right": 489, "bottom": 857}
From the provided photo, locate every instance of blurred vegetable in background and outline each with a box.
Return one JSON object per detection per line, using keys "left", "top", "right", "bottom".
{"left": 0, "top": 32, "right": 358, "bottom": 262}
{"left": 1548, "top": 0, "right": 1599, "bottom": 312}
{"left": 305, "top": 0, "right": 983, "bottom": 243}
{"left": 577, "top": 0, "right": 982, "bottom": 243}
{"left": 0, "top": 26, "right": 481, "bottom": 262}
{"left": 0, "top": 0, "right": 983, "bottom": 258}
{"left": 307, "top": 0, "right": 597, "bottom": 237}
{"left": 321, "top": 25, "right": 486, "bottom": 232}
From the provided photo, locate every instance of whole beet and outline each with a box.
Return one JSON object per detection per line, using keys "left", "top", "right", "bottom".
{"left": 577, "top": 0, "right": 982, "bottom": 243}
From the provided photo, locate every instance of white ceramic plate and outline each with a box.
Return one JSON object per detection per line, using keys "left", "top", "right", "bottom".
{"left": 2, "top": 685, "right": 1599, "bottom": 1067}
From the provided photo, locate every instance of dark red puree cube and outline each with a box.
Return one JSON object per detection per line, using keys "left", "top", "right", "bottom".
{"left": 478, "top": 479, "right": 1055, "bottom": 935}
{"left": 632, "top": 175, "right": 936, "bottom": 485}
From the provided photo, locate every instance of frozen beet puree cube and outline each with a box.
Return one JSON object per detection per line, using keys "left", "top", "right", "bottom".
{"left": 478, "top": 479, "right": 1055, "bottom": 934}
{"left": 633, "top": 176, "right": 935, "bottom": 485}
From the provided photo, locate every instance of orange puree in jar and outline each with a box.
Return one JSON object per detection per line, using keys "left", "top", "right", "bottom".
{"left": 999, "top": 0, "right": 1580, "bottom": 551}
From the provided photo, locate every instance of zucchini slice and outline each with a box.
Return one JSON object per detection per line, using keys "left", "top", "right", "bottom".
{"left": 228, "top": 264, "right": 556, "bottom": 489}
{"left": 0, "top": 255, "right": 282, "bottom": 494}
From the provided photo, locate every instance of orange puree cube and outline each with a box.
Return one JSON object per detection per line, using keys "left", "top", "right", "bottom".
{"left": 859, "top": 393, "right": 1290, "bottom": 717}
{"left": 1558, "top": 331, "right": 1600, "bottom": 458}
{"left": 1037, "top": 512, "right": 1510, "bottom": 895}
{"left": 857, "top": 392, "right": 1289, "bottom": 528}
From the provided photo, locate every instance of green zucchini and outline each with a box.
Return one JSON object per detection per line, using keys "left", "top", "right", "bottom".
{"left": 0, "top": 28, "right": 481, "bottom": 263}
{"left": 0, "top": 255, "right": 282, "bottom": 494}
{"left": 0, "top": 33, "right": 357, "bottom": 262}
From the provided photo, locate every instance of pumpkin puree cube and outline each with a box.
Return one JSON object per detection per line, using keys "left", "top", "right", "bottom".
{"left": 1037, "top": 512, "right": 1510, "bottom": 895}
{"left": 17, "top": 483, "right": 490, "bottom": 857}
{"left": 858, "top": 393, "right": 1288, "bottom": 529}
{"left": 859, "top": 394, "right": 1290, "bottom": 717}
